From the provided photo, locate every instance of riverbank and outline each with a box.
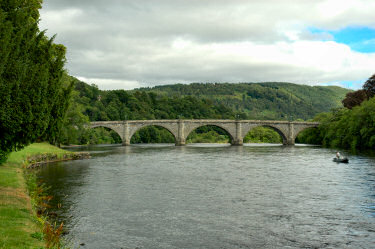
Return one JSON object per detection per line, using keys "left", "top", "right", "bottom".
{"left": 0, "top": 143, "right": 89, "bottom": 249}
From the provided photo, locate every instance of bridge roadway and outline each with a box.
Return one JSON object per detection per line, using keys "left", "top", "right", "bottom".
{"left": 90, "top": 119, "right": 319, "bottom": 146}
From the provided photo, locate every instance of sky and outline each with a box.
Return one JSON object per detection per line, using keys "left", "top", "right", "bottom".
{"left": 39, "top": 0, "right": 375, "bottom": 90}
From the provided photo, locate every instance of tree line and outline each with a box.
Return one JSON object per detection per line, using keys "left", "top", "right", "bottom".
{"left": 58, "top": 79, "right": 349, "bottom": 145}
{"left": 297, "top": 74, "right": 375, "bottom": 150}
{"left": 58, "top": 79, "right": 238, "bottom": 145}
{"left": 137, "top": 82, "right": 349, "bottom": 120}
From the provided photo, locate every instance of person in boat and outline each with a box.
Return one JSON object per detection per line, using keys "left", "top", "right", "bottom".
{"left": 336, "top": 151, "right": 341, "bottom": 159}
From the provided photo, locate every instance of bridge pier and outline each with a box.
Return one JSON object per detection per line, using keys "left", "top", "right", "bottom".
{"left": 231, "top": 139, "right": 243, "bottom": 146}
{"left": 175, "top": 139, "right": 186, "bottom": 146}
{"left": 231, "top": 121, "right": 243, "bottom": 146}
{"left": 284, "top": 122, "right": 295, "bottom": 145}
{"left": 121, "top": 121, "right": 131, "bottom": 146}
{"left": 122, "top": 140, "right": 130, "bottom": 146}
{"left": 283, "top": 139, "right": 295, "bottom": 146}
{"left": 175, "top": 119, "right": 186, "bottom": 146}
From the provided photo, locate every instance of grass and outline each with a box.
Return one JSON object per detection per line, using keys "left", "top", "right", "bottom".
{"left": 0, "top": 166, "right": 19, "bottom": 188}
{"left": 6, "top": 143, "right": 71, "bottom": 165}
{"left": 0, "top": 143, "right": 73, "bottom": 249}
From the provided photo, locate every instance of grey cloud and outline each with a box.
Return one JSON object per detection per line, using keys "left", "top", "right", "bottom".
{"left": 39, "top": 0, "right": 375, "bottom": 89}
{"left": 42, "top": 0, "right": 291, "bottom": 43}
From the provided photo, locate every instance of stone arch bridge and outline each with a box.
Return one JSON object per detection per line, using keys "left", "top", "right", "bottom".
{"left": 90, "top": 120, "right": 319, "bottom": 146}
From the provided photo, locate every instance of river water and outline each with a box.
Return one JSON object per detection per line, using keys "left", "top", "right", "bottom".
{"left": 37, "top": 144, "right": 375, "bottom": 249}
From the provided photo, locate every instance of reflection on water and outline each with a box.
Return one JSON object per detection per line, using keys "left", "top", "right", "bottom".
{"left": 38, "top": 144, "right": 375, "bottom": 249}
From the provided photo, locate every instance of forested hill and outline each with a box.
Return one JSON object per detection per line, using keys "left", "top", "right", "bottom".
{"left": 62, "top": 80, "right": 350, "bottom": 145}
{"left": 136, "top": 82, "right": 350, "bottom": 120}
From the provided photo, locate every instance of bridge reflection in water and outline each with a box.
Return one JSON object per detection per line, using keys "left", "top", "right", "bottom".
{"left": 90, "top": 119, "right": 319, "bottom": 146}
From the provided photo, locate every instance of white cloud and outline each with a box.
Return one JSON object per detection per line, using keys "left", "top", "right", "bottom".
{"left": 39, "top": 0, "right": 375, "bottom": 90}
{"left": 77, "top": 77, "right": 141, "bottom": 90}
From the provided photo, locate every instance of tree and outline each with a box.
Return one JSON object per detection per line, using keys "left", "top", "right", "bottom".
{"left": 342, "top": 90, "right": 368, "bottom": 109}
{"left": 341, "top": 74, "right": 375, "bottom": 110}
{"left": 298, "top": 97, "right": 375, "bottom": 150}
{"left": 54, "top": 88, "right": 90, "bottom": 145}
{"left": 0, "top": 0, "right": 69, "bottom": 163}
{"left": 41, "top": 72, "right": 75, "bottom": 145}
{"left": 363, "top": 74, "right": 375, "bottom": 98}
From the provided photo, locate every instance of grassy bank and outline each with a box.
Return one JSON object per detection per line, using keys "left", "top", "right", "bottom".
{"left": 0, "top": 143, "right": 79, "bottom": 249}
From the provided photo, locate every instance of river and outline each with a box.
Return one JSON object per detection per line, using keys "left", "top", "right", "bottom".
{"left": 37, "top": 144, "right": 375, "bottom": 249}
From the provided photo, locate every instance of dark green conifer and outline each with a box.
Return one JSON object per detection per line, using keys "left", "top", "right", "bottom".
{"left": 0, "top": 0, "right": 71, "bottom": 163}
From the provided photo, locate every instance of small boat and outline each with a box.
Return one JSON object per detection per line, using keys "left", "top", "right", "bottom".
{"left": 333, "top": 157, "right": 349, "bottom": 163}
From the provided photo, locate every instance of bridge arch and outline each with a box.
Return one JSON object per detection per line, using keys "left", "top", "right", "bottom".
{"left": 243, "top": 125, "right": 285, "bottom": 144}
{"left": 90, "top": 123, "right": 124, "bottom": 144}
{"left": 184, "top": 124, "right": 235, "bottom": 144}
{"left": 294, "top": 125, "right": 319, "bottom": 144}
{"left": 242, "top": 124, "right": 288, "bottom": 145}
{"left": 293, "top": 125, "right": 319, "bottom": 139}
{"left": 129, "top": 124, "right": 177, "bottom": 144}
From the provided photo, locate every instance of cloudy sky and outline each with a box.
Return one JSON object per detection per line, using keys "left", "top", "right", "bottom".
{"left": 39, "top": 0, "right": 375, "bottom": 90}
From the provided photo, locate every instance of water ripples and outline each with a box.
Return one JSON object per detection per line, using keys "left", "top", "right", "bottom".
{"left": 38, "top": 144, "right": 375, "bottom": 249}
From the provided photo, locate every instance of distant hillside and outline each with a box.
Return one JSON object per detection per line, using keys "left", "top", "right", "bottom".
{"left": 60, "top": 80, "right": 351, "bottom": 145}
{"left": 72, "top": 79, "right": 235, "bottom": 121}
{"left": 135, "top": 82, "right": 350, "bottom": 120}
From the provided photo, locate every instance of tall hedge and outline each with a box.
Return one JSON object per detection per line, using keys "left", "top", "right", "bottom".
{"left": 0, "top": 0, "right": 70, "bottom": 163}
